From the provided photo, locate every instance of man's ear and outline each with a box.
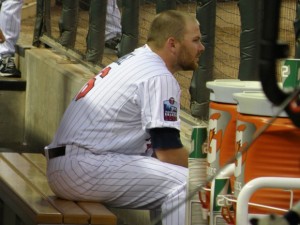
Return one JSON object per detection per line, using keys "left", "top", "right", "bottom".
{"left": 167, "top": 37, "right": 178, "bottom": 54}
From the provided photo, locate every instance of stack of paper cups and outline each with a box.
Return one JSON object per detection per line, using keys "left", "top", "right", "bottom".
{"left": 210, "top": 176, "right": 233, "bottom": 225}
{"left": 186, "top": 125, "right": 208, "bottom": 225}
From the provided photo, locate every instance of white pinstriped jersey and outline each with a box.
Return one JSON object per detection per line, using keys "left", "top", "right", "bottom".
{"left": 48, "top": 45, "right": 182, "bottom": 155}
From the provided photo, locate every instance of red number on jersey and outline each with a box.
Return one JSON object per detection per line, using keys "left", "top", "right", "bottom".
{"left": 75, "top": 67, "right": 111, "bottom": 101}
{"left": 99, "top": 66, "right": 111, "bottom": 78}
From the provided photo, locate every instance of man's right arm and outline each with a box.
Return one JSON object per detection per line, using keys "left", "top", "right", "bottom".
{"left": 149, "top": 128, "right": 188, "bottom": 168}
{"left": 155, "top": 147, "right": 188, "bottom": 168}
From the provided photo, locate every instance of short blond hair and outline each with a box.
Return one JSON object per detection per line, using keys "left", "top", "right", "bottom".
{"left": 147, "top": 10, "right": 197, "bottom": 48}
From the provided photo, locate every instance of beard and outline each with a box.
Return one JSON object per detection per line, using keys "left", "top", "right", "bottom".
{"left": 178, "top": 47, "right": 199, "bottom": 71}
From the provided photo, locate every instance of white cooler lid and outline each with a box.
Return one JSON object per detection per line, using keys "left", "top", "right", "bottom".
{"left": 233, "top": 91, "right": 288, "bottom": 117}
{"left": 206, "top": 79, "right": 262, "bottom": 104}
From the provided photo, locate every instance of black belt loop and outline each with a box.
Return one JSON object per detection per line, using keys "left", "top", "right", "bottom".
{"left": 48, "top": 146, "right": 66, "bottom": 159}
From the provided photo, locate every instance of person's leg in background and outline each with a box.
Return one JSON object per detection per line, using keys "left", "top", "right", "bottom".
{"left": 0, "top": 0, "right": 23, "bottom": 77}
{"left": 78, "top": 0, "right": 122, "bottom": 52}
{"left": 104, "top": 0, "right": 121, "bottom": 51}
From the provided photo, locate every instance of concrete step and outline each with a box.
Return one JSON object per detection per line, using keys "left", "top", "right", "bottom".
{"left": 0, "top": 42, "right": 34, "bottom": 149}
{"left": 0, "top": 79, "right": 26, "bottom": 148}
{"left": 0, "top": 79, "right": 26, "bottom": 91}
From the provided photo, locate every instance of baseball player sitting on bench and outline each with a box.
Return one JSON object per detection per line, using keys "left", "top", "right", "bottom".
{"left": 45, "top": 10, "right": 205, "bottom": 225}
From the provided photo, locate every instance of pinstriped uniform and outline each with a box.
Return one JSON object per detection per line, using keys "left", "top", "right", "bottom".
{"left": 105, "top": 0, "right": 121, "bottom": 41}
{"left": 46, "top": 45, "right": 187, "bottom": 225}
{"left": 0, "top": 0, "right": 23, "bottom": 57}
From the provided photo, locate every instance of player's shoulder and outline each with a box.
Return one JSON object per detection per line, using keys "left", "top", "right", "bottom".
{"left": 132, "top": 45, "right": 161, "bottom": 61}
{"left": 114, "top": 45, "right": 167, "bottom": 71}
{"left": 112, "top": 45, "right": 152, "bottom": 66}
{"left": 111, "top": 45, "right": 175, "bottom": 81}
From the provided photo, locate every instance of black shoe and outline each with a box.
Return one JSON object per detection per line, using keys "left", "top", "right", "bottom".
{"left": 0, "top": 57, "right": 21, "bottom": 78}
{"left": 105, "top": 35, "right": 121, "bottom": 52}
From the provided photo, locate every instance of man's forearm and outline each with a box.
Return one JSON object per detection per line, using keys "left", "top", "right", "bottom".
{"left": 155, "top": 147, "right": 189, "bottom": 167}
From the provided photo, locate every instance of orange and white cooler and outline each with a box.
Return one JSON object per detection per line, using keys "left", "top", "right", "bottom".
{"left": 233, "top": 91, "right": 300, "bottom": 215}
{"left": 206, "top": 80, "right": 262, "bottom": 180}
{"left": 204, "top": 80, "right": 261, "bottom": 225}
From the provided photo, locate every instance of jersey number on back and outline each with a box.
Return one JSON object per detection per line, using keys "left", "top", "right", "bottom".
{"left": 75, "top": 67, "right": 111, "bottom": 101}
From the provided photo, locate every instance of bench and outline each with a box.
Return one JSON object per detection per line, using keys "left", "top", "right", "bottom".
{"left": 0, "top": 152, "right": 117, "bottom": 225}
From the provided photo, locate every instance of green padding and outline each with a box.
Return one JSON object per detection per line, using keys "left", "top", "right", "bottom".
{"left": 58, "top": 0, "right": 79, "bottom": 48}
{"left": 294, "top": 1, "right": 300, "bottom": 58}
{"left": 156, "top": 0, "right": 176, "bottom": 13}
{"left": 85, "top": 0, "right": 107, "bottom": 64}
{"left": 190, "top": 0, "right": 216, "bottom": 119}
{"left": 119, "top": 0, "right": 139, "bottom": 57}
{"left": 118, "top": 0, "right": 140, "bottom": 57}
{"left": 33, "top": 0, "right": 51, "bottom": 47}
{"left": 118, "top": 34, "right": 138, "bottom": 58}
{"left": 121, "top": 0, "right": 139, "bottom": 35}
{"left": 238, "top": 0, "right": 261, "bottom": 81}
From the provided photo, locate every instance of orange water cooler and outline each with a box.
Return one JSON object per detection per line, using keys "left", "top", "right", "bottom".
{"left": 233, "top": 91, "right": 300, "bottom": 216}
{"left": 203, "top": 80, "right": 261, "bottom": 224}
{"left": 206, "top": 80, "right": 262, "bottom": 180}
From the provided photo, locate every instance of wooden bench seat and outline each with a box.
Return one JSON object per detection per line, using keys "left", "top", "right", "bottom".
{"left": 0, "top": 152, "right": 117, "bottom": 225}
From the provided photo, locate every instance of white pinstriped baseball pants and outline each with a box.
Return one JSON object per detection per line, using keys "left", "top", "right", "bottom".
{"left": 46, "top": 145, "right": 188, "bottom": 225}
{"left": 0, "top": 0, "right": 23, "bottom": 57}
{"left": 105, "top": 0, "right": 121, "bottom": 41}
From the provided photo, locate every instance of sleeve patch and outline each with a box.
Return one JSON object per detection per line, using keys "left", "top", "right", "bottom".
{"left": 163, "top": 97, "right": 178, "bottom": 121}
